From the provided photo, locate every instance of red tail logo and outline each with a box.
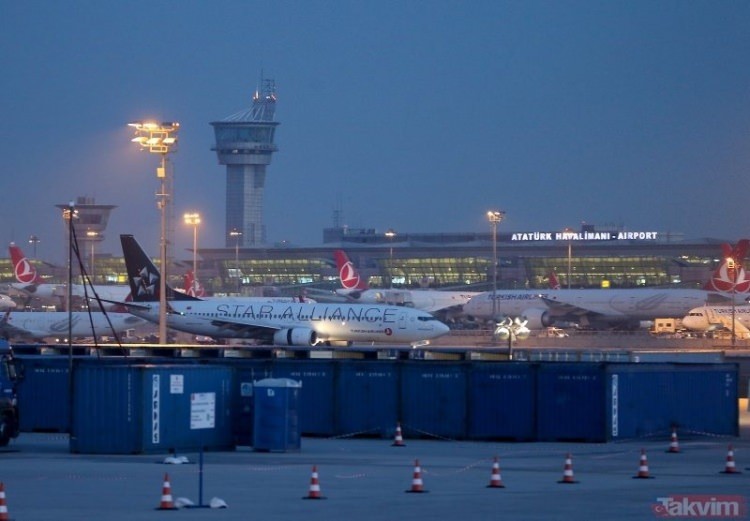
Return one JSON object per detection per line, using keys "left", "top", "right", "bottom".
{"left": 183, "top": 270, "right": 206, "bottom": 297}
{"left": 705, "top": 240, "right": 750, "bottom": 294}
{"left": 333, "top": 250, "right": 368, "bottom": 291}
{"left": 549, "top": 271, "right": 561, "bottom": 290}
{"left": 9, "top": 242, "right": 41, "bottom": 284}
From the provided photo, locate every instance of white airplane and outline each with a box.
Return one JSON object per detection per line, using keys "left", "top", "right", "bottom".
{"left": 182, "top": 269, "right": 315, "bottom": 303}
{"left": 0, "top": 310, "right": 146, "bottom": 341}
{"left": 464, "top": 241, "right": 750, "bottom": 329}
{"left": 8, "top": 242, "right": 131, "bottom": 306}
{"left": 114, "top": 235, "right": 450, "bottom": 346}
{"left": 682, "top": 306, "right": 750, "bottom": 339}
{"left": 0, "top": 296, "right": 16, "bottom": 311}
{"left": 333, "top": 250, "right": 481, "bottom": 317}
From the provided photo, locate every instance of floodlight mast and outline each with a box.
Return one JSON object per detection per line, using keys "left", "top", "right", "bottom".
{"left": 128, "top": 121, "right": 180, "bottom": 345}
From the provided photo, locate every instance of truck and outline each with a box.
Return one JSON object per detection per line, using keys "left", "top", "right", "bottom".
{"left": 0, "top": 340, "right": 21, "bottom": 446}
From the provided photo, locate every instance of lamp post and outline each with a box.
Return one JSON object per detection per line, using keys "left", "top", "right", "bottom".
{"left": 184, "top": 212, "right": 201, "bottom": 295}
{"left": 385, "top": 228, "right": 396, "bottom": 288}
{"left": 487, "top": 210, "right": 505, "bottom": 323}
{"left": 28, "top": 235, "right": 40, "bottom": 259}
{"left": 728, "top": 256, "right": 737, "bottom": 348}
{"left": 129, "top": 121, "right": 180, "bottom": 344}
{"left": 229, "top": 228, "right": 242, "bottom": 294}
{"left": 61, "top": 202, "right": 77, "bottom": 350}
{"left": 85, "top": 230, "right": 99, "bottom": 282}
{"left": 563, "top": 227, "right": 574, "bottom": 289}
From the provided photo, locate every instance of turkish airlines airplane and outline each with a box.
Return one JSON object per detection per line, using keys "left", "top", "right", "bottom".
{"left": 682, "top": 306, "right": 750, "bottom": 338}
{"left": 114, "top": 235, "right": 450, "bottom": 346}
{"left": 464, "top": 241, "right": 750, "bottom": 329}
{"left": 0, "top": 310, "right": 146, "bottom": 341}
{"left": 333, "top": 250, "right": 480, "bottom": 317}
{"left": 8, "top": 243, "right": 131, "bottom": 305}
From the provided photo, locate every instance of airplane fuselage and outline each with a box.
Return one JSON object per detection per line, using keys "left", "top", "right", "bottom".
{"left": 464, "top": 289, "right": 717, "bottom": 327}
{"left": 3, "top": 312, "right": 146, "bottom": 340}
{"left": 128, "top": 301, "right": 450, "bottom": 344}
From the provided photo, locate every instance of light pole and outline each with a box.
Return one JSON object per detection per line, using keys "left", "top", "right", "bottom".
{"left": 129, "top": 121, "right": 180, "bottom": 344}
{"left": 85, "top": 230, "right": 99, "bottom": 282}
{"left": 487, "top": 210, "right": 505, "bottom": 323}
{"left": 385, "top": 228, "right": 396, "bottom": 288}
{"left": 28, "top": 235, "right": 40, "bottom": 259}
{"left": 184, "top": 212, "right": 201, "bottom": 295}
{"left": 230, "top": 228, "right": 242, "bottom": 294}
{"left": 61, "top": 202, "right": 77, "bottom": 347}
{"left": 564, "top": 227, "right": 574, "bottom": 289}
{"left": 728, "top": 256, "right": 737, "bottom": 348}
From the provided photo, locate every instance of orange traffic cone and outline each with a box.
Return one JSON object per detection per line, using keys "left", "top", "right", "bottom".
{"left": 303, "top": 465, "right": 326, "bottom": 499}
{"left": 666, "top": 428, "right": 680, "bottom": 453}
{"left": 405, "top": 459, "right": 428, "bottom": 493}
{"left": 720, "top": 445, "right": 742, "bottom": 474}
{"left": 633, "top": 449, "right": 654, "bottom": 479}
{"left": 487, "top": 456, "right": 505, "bottom": 488}
{"left": 392, "top": 422, "right": 406, "bottom": 447}
{"left": 0, "top": 482, "right": 10, "bottom": 521}
{"left": 156, "top": 473, "right": 178, "bottom": 510}
{"left": 557, "top": 453, "right": 578, "bottom": 484}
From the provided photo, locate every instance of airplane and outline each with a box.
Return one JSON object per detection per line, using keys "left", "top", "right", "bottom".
{"left": 8, "top": 242, "right": 131, "bottom": 306}
{"left": 114, "top": 235, "right": 450, "bottom": 346}
{"left": 463, "top": 241, "right": 750, "bottom": 330}
{"left": 681, "top": 305, "right": 750, "bottom": 338}
{"left": 183, "top": 270, "right": 206, "bottom": 297}
{"left": 332, "top": 250, "right": 481, "bottom": 318}
{"left": 0, "top": 310, "right": 146, "bottom": 342}
{"left": 0, "top": 296, "right": 16, "bottom": 311}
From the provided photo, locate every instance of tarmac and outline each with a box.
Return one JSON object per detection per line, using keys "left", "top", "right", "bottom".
{"left": 2, "top": 402, "right": 750, "bottom": 520}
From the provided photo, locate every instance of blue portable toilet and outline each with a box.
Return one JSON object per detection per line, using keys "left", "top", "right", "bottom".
{"left": 253, "top": 378, "right": 301, "bottom": 452}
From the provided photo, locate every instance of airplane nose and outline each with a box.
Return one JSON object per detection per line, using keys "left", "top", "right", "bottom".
{"left": 434, "top": 321, "right": 451, "bottom": 337}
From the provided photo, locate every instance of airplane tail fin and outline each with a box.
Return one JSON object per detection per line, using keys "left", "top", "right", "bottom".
{"left": 333, "top": 250, "right": 369, "bottom": 291}
{"left": 549, "top": 271, "right": 561, "bottom": 290}
{"left": 9, "top": 242, "right": 44, "bottom": 285}
{"left": 184, "top": 270, "right": 206, "bottom": 297}
{"left": 120, "top": 234, "right": 200, "bottom": 302}
{"left": 704, "top": 239, "right": 750, "bottom": 296}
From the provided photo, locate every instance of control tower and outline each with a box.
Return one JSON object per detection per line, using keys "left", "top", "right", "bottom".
{"left": 55, "top": 196, "right": 116, "bottom": 279}
{"left": 211, "top": 79, "right": 279, "bottom": 247}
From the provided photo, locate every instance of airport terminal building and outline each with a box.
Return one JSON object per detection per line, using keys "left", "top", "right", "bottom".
{"left": 28, "top": 223, "right": 728, "bottom": 299}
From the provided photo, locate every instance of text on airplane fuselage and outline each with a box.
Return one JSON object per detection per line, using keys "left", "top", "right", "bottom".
{"left": 210, "top": 303, "right": 400, "bottom": 323}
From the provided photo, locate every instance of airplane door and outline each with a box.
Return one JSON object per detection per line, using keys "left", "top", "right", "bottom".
{"left": 398, "top": 311, "right": 407, "bottom": 330}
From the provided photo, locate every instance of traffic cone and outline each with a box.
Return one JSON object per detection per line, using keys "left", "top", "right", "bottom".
{"left": 666, "top": 428, "right": 680, "bottom": 453}
{"left": 303, "top": 465, "right": 326, "bottom": 499}
{"left": 392, "top": 422, "right": 406, "bottom": 447}
{"left": 487, "top": 456, "right": 505, "bottom": 488}
{"left": 633, "top": 449, "right": 654, "bottom": 479}
{"left": 156, "top": 473, "right": 178, "bottom": 510}
{"left": 557, "top": 453, "right": 578, "bottom": 484}
{"left": 0, "top": 482, "right": 10, "bottom": 521}
{"left": 720, "top": 445, "right": 742, "bottom": 474}
{"left": 405, "top": 459, "right": 428, "bottom": 493}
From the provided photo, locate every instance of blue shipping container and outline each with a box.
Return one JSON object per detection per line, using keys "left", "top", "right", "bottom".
{"left": 270, "top": 360, "right": 335, "bottom": 436}
{"left": 253, "top": 378, "right": 301, "bottom": 452}
{"left": 467, "top": 362, "right": 536, "bottom": 440}
{"left": 536, "top": 363, "right": 606, "bottom": 442}
{"left": 400, "top": 362, "right": 467, "bottom": 439}
{"left": 605, "top": 363, "right": 738, "bottom": 440}
{"left": 336, "top": 361, "right": 399, "bottom": 437}
{"left": 70, "top": 363, "right": 234, "bottom": 454}
{"left": 16, "top": 356, "right": 71, "bottom": 433}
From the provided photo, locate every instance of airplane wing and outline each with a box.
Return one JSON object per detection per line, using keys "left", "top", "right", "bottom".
{"left": 208, "top": 318, "right": 280, "bottom": 342}
{"left": 539, "top": 296, "right": 626, "bottom": 319}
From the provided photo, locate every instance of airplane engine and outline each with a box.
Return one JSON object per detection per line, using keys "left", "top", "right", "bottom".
{"left": 273, "top": 328, "right": 317, "bottom": 346}
{"left": 521, "top": 308, "right": 553, "bottom": 329}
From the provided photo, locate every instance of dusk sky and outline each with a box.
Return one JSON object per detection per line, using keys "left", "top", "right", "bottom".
{"left": 1, "top": 1, "right": 749, "bottom": 263}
